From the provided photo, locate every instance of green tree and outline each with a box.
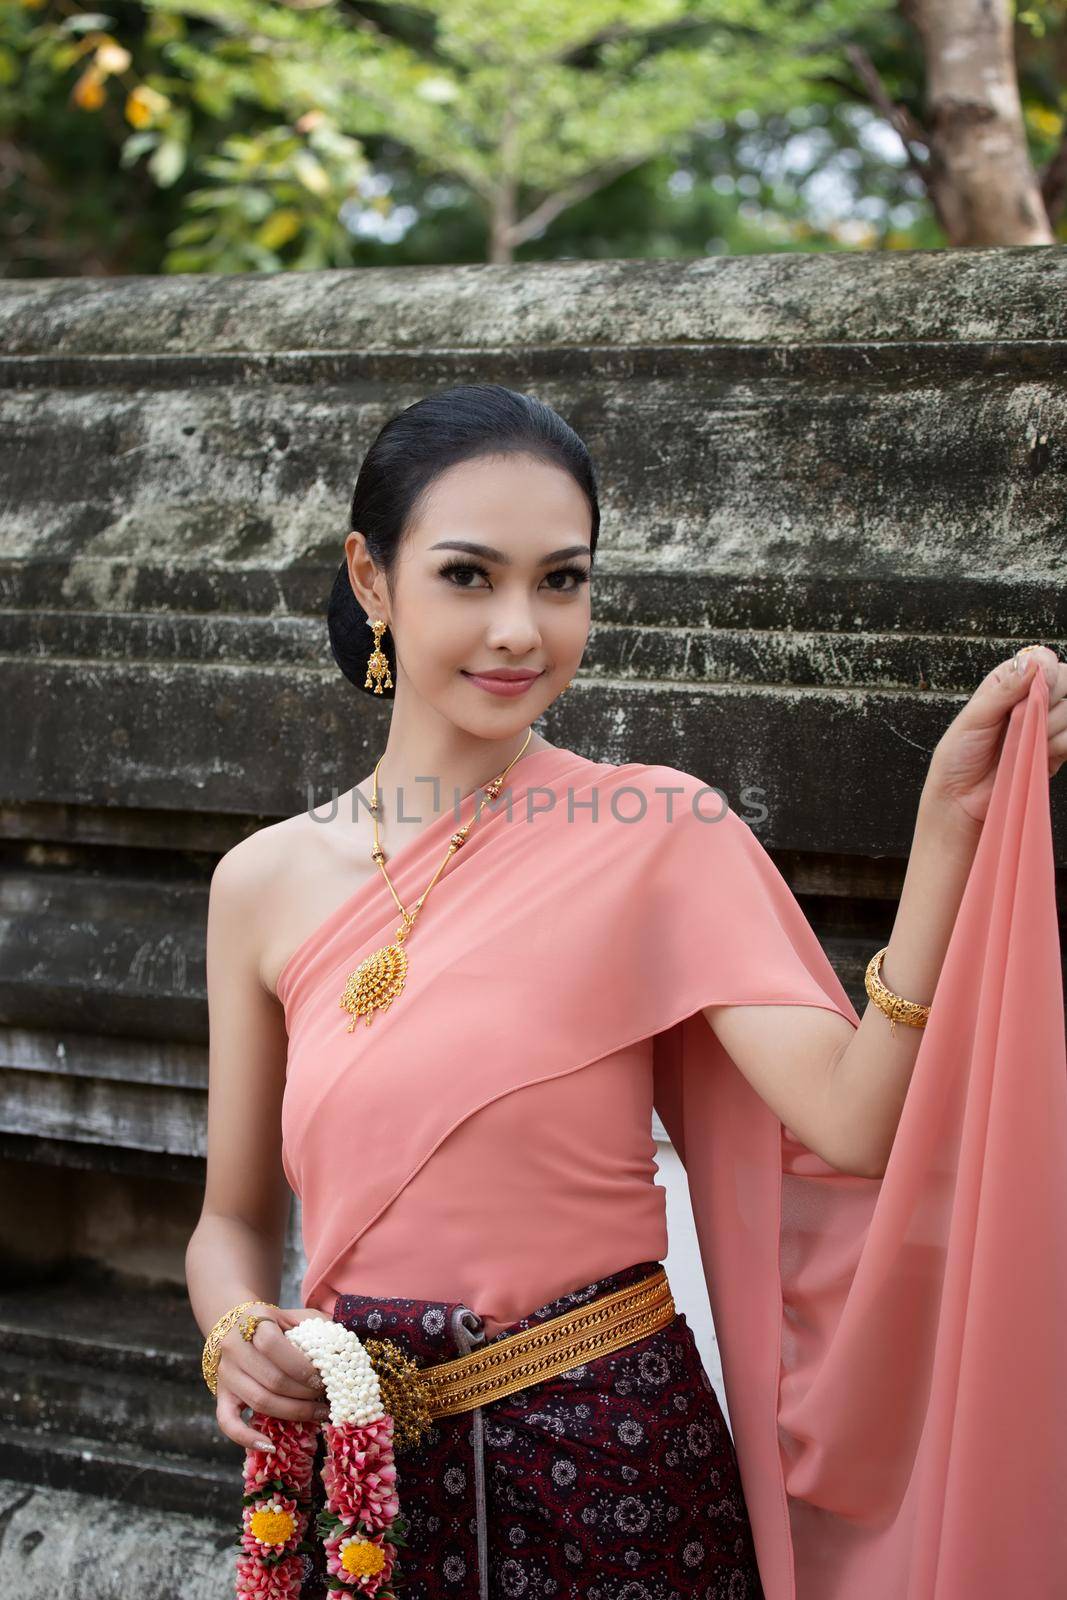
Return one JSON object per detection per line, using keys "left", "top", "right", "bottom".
{"left": 143, "top": 0, "right": 884, "bottom": 264}
{"left": 3, "top": 0, "right": 1064, "bottom": 274}
{"left": 3, "top": 0, "right": 892, "bottom": 271}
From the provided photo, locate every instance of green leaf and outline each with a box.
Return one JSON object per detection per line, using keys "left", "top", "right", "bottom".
{"left": 120, "top": 131, "right": 161, "bottom": 168}
{"left": 235, "top": 187, "right": 273, "bottom": 222}
{"left": 183, "top": 187, "right": 236, "bottom": 210}
{"left": 148, "top": 136, "right": 187, "bottom": 187}
{"left": 48, "top": 42, "right": 91, "bottom": 71}
{"left": 163, "top": 245, "right": 211, "bottom": 271}
{"left": 59, "top": 14, "right": 115, "bottom": 34}
{"left": 167, "top": 217, "right": 214, "bottom": 244}
{"left": 191, "top": 81, "right": 233, "bottom": 117}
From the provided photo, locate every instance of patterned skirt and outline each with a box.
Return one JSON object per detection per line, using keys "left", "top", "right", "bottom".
{"left": 296, "top": 1260, "right": 765, "bottom": 1600}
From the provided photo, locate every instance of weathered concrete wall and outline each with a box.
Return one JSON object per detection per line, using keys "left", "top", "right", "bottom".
{"left": 2, "top": 252, "right": 1065, "bottom": 847}
{"left": 1, "top": 248, "right": 1065, "bottom": 1591}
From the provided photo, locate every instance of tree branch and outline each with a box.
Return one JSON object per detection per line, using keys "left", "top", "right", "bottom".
{"left": 844, "top": 41, "right": 930, "bottom": 186}
{"left": 508, "top": 151, "right": 651, "bottom": 248}
{"left": 547, "top": 13, "right": 717, "bottom": 67}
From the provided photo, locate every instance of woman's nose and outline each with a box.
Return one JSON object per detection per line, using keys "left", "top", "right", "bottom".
{"left": 484, "top": 609, "right": 542, "bottom": 651}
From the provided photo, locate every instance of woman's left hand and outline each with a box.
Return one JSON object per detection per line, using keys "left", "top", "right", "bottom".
{"left": 923, "top": 644, "right": 1067, "bottom": 828}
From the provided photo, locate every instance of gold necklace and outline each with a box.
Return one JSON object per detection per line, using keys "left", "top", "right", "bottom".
{"left": 338, "top": 729, "right": 535, "bottom": 1031}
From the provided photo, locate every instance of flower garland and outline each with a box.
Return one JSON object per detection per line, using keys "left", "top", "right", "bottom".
{"left": 235, "top": 1320, "right": 408, "bottom": 1599}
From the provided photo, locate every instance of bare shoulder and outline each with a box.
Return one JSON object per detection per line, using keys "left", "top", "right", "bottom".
{"left": 210, "top": 807, "right": 309, "bottom": 908}
{"left": 214, "top": 785, "right": 381, "bottom": 999}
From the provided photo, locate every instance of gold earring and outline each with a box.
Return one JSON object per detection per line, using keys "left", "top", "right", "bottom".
{"left": 365, "top": 617, "right": 394, "bottom": 695}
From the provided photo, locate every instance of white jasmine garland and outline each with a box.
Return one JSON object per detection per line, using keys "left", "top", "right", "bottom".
{"left": 285, "top": 1318, "right": 385, "bottom": 1427}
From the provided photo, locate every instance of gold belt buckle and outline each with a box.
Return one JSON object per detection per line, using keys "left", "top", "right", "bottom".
{"left": 362, "top": 1337, "right": 436, "bottom": 1453}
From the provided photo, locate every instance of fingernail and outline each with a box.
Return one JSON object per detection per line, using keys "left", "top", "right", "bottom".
{"left": 259, "top": 1440, "right": 275, "bottom": 1451}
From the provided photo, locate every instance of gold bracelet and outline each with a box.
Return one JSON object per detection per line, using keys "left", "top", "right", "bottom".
{"left": 864, "top": 946, "right": 931, "bottom": 1039}
{"left": 201, "top": 1299, "right": 281, "bottom": 1397}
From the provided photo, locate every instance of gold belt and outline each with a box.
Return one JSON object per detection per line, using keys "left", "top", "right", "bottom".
{"left": 362, "top": 1266, "right": 676, "bottom": 1453}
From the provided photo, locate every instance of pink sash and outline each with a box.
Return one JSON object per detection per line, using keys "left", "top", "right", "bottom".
{"left": 279, "top": 669, "right": 1066, "bottom": 1598}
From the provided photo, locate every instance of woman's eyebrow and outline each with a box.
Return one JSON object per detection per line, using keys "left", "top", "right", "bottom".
{"left": 429, "top": 540, "right": 591, "bottom": 566}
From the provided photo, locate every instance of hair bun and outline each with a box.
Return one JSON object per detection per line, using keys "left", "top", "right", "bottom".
{"left": 327, "top": 559, "right": 395, "bottom": 697}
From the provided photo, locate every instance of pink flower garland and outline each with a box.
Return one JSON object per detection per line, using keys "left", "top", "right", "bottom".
{"left": 236, "top": 1413, "right": 318, "bottom": 1600}
{"left": 236, "top": 1409, "right": 408, "bottom": 1598}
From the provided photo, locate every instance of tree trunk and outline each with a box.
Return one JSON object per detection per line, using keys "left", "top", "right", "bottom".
{"left": 904, "top": 0, "right": 1052, "bottom": 244}
{"left": 488, "top": 183, "right": 516, "bottom": 264}
{"left": 488, "top": 103, "right": 518, "bottom": 264}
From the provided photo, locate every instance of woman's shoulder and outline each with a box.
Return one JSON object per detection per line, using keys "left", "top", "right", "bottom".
{"left": 606, "top": 758, "right": 733, "bottom": 809}
{"left": 210, "top": 793, "right": 372, "bottom": 933}
{"left": 213, "top": 805, "right": 324, "bottom": 886}
{"left": 532, "top": 744, "right": 709, "bottom": 792}
{"left": 553, "top": 758, "right": 739, "bottom": 854}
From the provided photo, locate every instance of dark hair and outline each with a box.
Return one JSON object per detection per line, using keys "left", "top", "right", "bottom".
{"left": 327, "top": 383, "right": 600, "bottom": 696}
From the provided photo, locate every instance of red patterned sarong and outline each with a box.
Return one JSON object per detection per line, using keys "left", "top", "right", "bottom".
{"left": 295, "top": 1261, "right": 764, "bottom": 1599}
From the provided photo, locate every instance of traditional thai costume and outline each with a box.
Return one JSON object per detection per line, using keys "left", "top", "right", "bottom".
{"left": 276, "top": 671, "right": 1066, "bottom": 1598}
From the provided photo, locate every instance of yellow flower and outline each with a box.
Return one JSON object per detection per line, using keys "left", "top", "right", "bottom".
{"left": 341, "top": 1538, "right": 386, "bottom": 1577}
{"left": 248, "top": 1506, "right": 296, "bottom": 1546}
{"left": 1026, "top": 106, "right": 1063, "bottom": 140}
{"left": 72, "top": 68, "right": 106, "bottom": 111}
{"left": 125, "top": 84, "right": 170, "bottom": 128}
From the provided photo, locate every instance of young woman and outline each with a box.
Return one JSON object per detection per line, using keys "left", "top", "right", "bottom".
{"left": 187, "top": 384, "right": 1066, "bottom": 1600}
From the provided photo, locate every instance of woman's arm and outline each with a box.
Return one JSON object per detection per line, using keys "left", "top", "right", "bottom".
{"left": 822, "top": 784, "right": 981, "bottom": 1176}
{"left": 703, "top": 786, "right": 980, "bottom": 1180}
{"left": 186, "top": 836, "right": 292, "bottom": 1331}
{"left": 706, "top": 646, "right": 1066, "bottom": 1179}
{"left": 832, "top": 645, "right": 1066, "bottom": 1173}
{"left": 186, "top": 836, "right": 329, "bottom": 1449}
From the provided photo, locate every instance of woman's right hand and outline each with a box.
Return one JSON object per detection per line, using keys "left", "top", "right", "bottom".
{"left": 215, "top": 1304, "right": 334, "bottom": 1451}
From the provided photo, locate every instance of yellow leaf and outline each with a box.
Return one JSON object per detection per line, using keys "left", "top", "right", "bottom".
{"left": 292, "top": 149, "right": 330, "bottom": 196}
{"left": 255, "top": 209, "right": 303, "bottom": 250}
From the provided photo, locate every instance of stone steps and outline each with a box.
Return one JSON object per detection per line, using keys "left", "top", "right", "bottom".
{"left": 0, "top": 1477, "right": 235, "bottom": 1600}
{"left": 0, "top": 1277, "right": 242, "bottom": 1520}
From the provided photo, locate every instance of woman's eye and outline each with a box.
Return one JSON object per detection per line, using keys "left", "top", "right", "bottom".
{"left": 440, "top": 562, "right": 490, "bottom": 588}
{"left": 438, "top": 561, "right": 589, "bottom": 592}
{"left": 545, "top": 568, "right": 590, "bottom": 591}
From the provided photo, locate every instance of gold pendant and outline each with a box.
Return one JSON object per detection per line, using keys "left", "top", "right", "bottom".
{"left": 339, "top": 926, "right": 409, "bottom": 1031}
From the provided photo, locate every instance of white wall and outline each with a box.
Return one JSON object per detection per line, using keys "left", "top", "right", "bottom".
{"left": 652, "top": 1117, "right": 730, "bottom": 1433}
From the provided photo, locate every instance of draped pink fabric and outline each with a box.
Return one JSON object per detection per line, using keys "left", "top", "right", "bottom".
{"left": 278, "top": 667, "right": 1066, "bottom": 1598}
{"left": 307, "top": 1033, "right": 668, "bottom": 1338}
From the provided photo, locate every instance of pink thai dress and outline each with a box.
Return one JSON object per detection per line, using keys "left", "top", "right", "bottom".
{"left": 277, "top": 670, "right": 1066, "bottom": 1599}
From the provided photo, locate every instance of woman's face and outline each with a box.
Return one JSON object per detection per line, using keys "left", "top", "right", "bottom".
{"left": 347, "top": 451, "right": 593, "bottom": 733}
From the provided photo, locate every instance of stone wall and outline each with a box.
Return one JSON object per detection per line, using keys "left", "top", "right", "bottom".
{"left": 1, "top": 247, "right": 1064, "bottom": 1595}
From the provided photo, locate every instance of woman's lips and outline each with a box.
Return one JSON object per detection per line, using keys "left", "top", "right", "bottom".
{"left": 461, "top": 670, "right": 545, "bottom": 697}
